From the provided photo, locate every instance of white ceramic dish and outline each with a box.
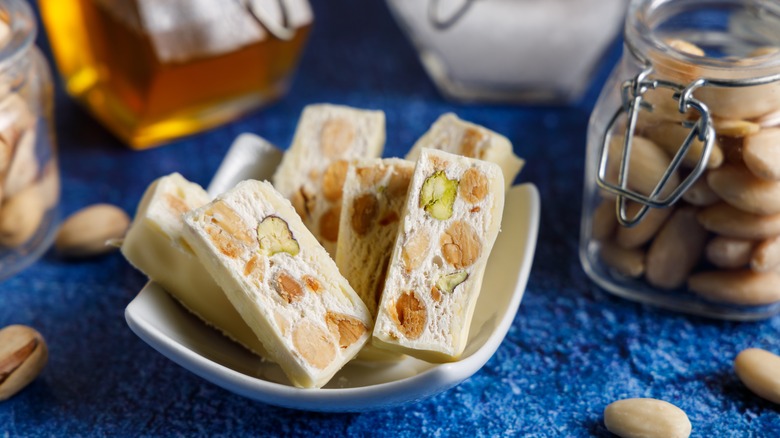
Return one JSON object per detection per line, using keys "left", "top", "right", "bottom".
{"left": 125, "top": 133, "right": 540, "bottom": 412}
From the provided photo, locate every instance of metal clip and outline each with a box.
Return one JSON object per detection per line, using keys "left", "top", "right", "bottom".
{"left": 596, "top": 65, "right": 716, "bottom": 227}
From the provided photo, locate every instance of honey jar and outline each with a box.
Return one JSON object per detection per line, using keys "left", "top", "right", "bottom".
{"left": 0, "top": 0, "right": 60, "bottom": 279}
{"left": 39, "top": 0, "right": 313, "bottom": 148}
{"left": 580, "top": 0, "right": 780, "bottom": 319}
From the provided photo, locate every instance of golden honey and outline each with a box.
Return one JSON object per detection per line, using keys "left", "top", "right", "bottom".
{"left": 39, "top": 0, "right": 311, "bottom": 148}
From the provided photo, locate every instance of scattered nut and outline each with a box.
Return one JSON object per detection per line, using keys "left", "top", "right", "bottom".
{"left": 205, "top": 201, "right": 254, "bottom": 246}
{"left": 402, "top": 230, "right": 430, "bottom": 272}
{"left": 435, "top": 271, "right": 468, "bottom": 294}
{"left": 303, "top": 275, "right": 322, "bottom": 293}
{"left": 351, "top": 193, "right": 379, "bottom": 236}
{"left": 325, "top": 312, "right": 366, "bottom": 349}
{"left": 0, "top": 325, "right": 48, "bottom": 402}
{"left": 322, "top": 160, "right": 349, "bottom": 201}
{"left": 734, "top": 348, "right": 780, "bottom": 404}
{"left": 419, "top": 170, "right": 458, "bottom": 220}
{"left": 292, "top": 320, "right": 335, "bottom": 370}
{"left": 393, "top": 291, "right": 426, "bottom": 340}
{"left": 440, "top": 221, "right": 481, "bottom": 269}
{"left": 320, "top": 118, "right": 355, "bottom": 156}
{"left": 274, "top": 271, "right": 304, "bottom": 304}
{"left": 319, "top": 205, "right": 341, "bottom": 242}
{"left": 257, "top": 215, "right": 299, "bottom": 257}
{"left": 604, "top": 398, "right": 691, "bottom": 438}
{"left": 55, "top": 204, "right": 130, "bottom": 258}
{"left": 0, "top": 184, "right": 46, "bottom": 247}
{"left": 459, "top": 168, "right": 488, "bottom": 204}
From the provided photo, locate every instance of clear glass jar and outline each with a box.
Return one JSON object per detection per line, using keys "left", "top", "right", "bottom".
{"left": 386, "top": 0, "right": 626, "bottom": 104}
{"left": 39, "top": 0, "right": 313, "bottom": 149}
{"left": 0, "top": 0, "right": 60, "bottom": 279}
{"left": 580, "top": 0, "right": 780, "bottom": 320}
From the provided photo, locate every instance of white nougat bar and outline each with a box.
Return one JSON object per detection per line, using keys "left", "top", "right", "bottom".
{"left": 405, "top": 113, "right": 523, "bottom": 187}
{"left": 272, "top": 104, "right": 385, "bottom": 255}
{"left": 121, "top": 173, "right": 268, "bottom": 357}
{"left": 335, "top": 158, "right": 415, "bottom": 317}
{"left": 373, "top": 149, "right": 505, "bottom": 362}
{"left": 182, "top": 180, "right": 373, "bottom": 388}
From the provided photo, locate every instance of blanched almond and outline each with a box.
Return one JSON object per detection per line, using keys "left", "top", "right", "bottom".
{"left": 320, "top": 118, "right": 354, "bottom": 156}
{"left": 750, "top": 235, "right": 780, "bottom": 272}
{"left": 707, "top": 164, "right": 780, "bottom": 214}
{"left": 274, "top": 271, "right": 304, "bottom": 304}
{"left": 608, "top": 135, "right": 680, "bottom": 197}
{"left": 600, "top": 242, "right": 645, "bottom": 278}
{"left": 0, "top": 184, "right": 46, "bottom": 247}
{"left": 713, "top": 119, "right": 761, "bottom": 138}
{"left": 734, "top": 348, "right": 780, "bottom": 404}
{"left": 319, "top": 205, "right": 341, "bottom": 242}
{"left": 459, "top": 167, "right": 488, "bottom": 204}
{"left": 754, "top": 108, "right": 780, "bottom": 129}
{"left": 55, "top": 204, "right": 130, "bottom": 258}
{"left": 696, "top": 82, "right": 780, "bottom": 120}
{"left": 697, "top": 203, "right": 780, "bottom": 240}
{"left": 392, "top": 291, "right": 426, "bottom": 340}
{"left": 681, "top": 175, "right": 719, "bottom": 206}
{"left": 604, "top": 398, "right": 691, "bottom": 438}
{"left": 292, "top": 321, "right": 335, "bottom": 370}
{"left": 688, "top": 270, "right": 780, "bottom": 305}
{"left": 743, "top": 128, "right": 780, "bottom": 180}
{"left": 402, "top": 230, "right": 430, "bottom": 272}
{"left": 646, "top": 207, "right": 707, "bottom": 289}
{"left": 440, "top": 221, "right": 481, "bottom": 269}
{"left": 325, "top": 312, "right": 366, "bottom": 349}
{"left": 642, "top": 122, "right": 723, "bottom": 169}
{"left": 322, "top": 160, "right": 349, "bottom": 201}
{"left": 591, "top": 199, "right": 616, "bottom": 241}
{"left": 615, "top": 203, "right": 671, "bottom": 249}
{"left": 705, "top": 236, "right": 754, "bottom": 269}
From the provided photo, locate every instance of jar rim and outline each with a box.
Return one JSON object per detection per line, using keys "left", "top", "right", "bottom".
{"left": 625, "top": 0, "right": 780, "bottom": 83}
{"left": 0, "top": 0, "right": 35, "bottom": 70}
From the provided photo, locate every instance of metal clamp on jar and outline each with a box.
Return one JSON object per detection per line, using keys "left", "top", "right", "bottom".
{"left": 580, "top": 0, "right": 780, "bottom": 320}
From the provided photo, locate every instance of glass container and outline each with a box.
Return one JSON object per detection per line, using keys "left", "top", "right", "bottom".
{"left": 386, "top": 0, "right": 627, "bottom": 104}
{"left": 581, "top": 0, "right": 780, "bottom": 320}
{"left": 0, "top": 0, "right": 59, "bottom": 279}
{"left": 39, "top": 0, "right": 313, "bottom": 149}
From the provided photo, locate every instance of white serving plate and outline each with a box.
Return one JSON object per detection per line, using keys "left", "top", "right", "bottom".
{"left": 125, "top": 133, "right": 540, "bottom": 412}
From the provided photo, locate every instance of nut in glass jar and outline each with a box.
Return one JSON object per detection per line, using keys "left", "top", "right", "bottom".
{"left": 0, "top": 0, "right": 60, "bottom": 279}
{"left": 580, "top": 0, "right": 780, "bottom": 320}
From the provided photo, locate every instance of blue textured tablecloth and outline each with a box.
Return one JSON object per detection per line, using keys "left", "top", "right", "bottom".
{"left": 1, "top": 1, "right": 779, "bottom": 436}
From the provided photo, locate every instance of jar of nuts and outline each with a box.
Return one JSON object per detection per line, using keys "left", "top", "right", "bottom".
{"left": 580, "top": 0, "right": 780, "bottom": 320}
{"left": 0, "top": 0, "right": 59, "bottom": 279}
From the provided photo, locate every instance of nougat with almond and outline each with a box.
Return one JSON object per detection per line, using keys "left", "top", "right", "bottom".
{"left": 272, "top": 104, "right": 385, "bottom": 255}
{"left": 182, "top": 180, "right": 373, "bottom": 388}
{"left": 373, "top": 149, "right": 505, "bottom": 362}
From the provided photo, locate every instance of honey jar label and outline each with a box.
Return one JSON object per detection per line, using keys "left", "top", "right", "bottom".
{"left": 93, "top": 0, "right": 313, "bottom": 63}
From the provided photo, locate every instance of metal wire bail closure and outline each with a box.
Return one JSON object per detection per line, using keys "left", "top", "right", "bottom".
{"left": 596, "top": 65, "right": 716, "bottom": 227}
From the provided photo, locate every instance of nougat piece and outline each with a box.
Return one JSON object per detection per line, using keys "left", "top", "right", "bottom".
{"left": 121, "top": 173, "right": 268, "bottom": 357}
{"left": 182, "top": 180, "right": 373, "bottom": 388}
{"left": 335, "top": 158, "right": 415, "bottom": 317}
{"left": 405, "top": 113, "right": 523, "bottom": 187}
{"left": 272, "top": 104, "right": 385, "bottom": 255}
{"left": 373, "top": 149, "right": 505, "bottom": 362}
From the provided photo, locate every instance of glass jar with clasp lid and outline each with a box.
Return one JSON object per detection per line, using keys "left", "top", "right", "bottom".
{"left": 580, "top": 0, "right": 780, "bottom": 320}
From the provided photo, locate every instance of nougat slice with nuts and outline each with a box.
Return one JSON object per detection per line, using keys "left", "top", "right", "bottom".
{"left": 335, "top": 158, "right": 415, "bottom": 317}
{"left": 182, "top": 180, "right": 373, "bottom": 388}
{"left": 405, "top": 113, "right": 523, "bottom": 188}
{"left": 121, "top": 173, "right": 268, "bottom": 357}
{"left": 373, "top": 149, "right": 505, "bottom": 362}
{"left": 272, "top": 104, "right": 385, "bottom": 255}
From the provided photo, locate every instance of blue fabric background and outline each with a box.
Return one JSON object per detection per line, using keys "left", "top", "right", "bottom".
{"left": 1, "top": 1, "right": 779, "bottom": 436}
